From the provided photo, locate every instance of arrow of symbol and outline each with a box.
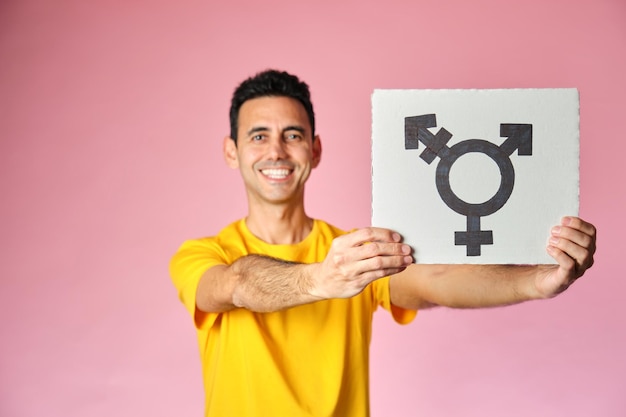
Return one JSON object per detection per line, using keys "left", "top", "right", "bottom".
{"left": 500, "top": 124, "right": 533, "bottom": 156}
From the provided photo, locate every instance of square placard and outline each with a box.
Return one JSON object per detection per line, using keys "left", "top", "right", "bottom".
{"left": 371, "top": 89, "right": 579, "bottom": 264}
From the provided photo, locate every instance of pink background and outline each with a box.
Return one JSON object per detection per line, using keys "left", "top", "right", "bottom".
{"left": 1, "top": 0, "right": 624, "bottom": 416}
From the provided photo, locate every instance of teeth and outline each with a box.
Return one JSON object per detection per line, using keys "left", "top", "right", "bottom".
{"left": 261, "top": 168, "right": 290, "bottom": 179}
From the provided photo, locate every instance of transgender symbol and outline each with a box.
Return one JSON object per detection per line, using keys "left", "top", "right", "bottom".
{"left": 404, "top": 114, "right": 532, "bottom": 256}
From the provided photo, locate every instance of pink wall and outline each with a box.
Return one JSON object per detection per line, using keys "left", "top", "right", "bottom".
{"left": 1, "top": 0, "right": 624, "bottom": 416}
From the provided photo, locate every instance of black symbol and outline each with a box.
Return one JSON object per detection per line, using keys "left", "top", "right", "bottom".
{"left": 405, "top": 114, "right": 532, "bottom": 256}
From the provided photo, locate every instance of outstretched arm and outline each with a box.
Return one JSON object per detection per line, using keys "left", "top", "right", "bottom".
{"left": 196, "top": 227, "right": 414, "bottom": 313}
{"left": 389, "top": 217, "right": 597, "bottom": 310}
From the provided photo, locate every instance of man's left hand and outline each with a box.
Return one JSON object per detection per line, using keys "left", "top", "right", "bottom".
{"left": 536, "top": 216, "right": 597, "bottom": 298}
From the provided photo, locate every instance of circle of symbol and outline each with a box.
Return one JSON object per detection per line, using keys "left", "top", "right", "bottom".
{"left": 435, "top": 139, "right": 515, "bottom": 218}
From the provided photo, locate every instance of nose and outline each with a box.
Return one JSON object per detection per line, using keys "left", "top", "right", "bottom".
{"left": 267, "top": 137, "right": 287, "bottom": 160}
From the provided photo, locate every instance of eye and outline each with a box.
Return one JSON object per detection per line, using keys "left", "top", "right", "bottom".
{"left": 251, "top": 134, "right": 265, "bottom": 142}
{"left": 285, "top": 132, "right": 302, "bottom": 141}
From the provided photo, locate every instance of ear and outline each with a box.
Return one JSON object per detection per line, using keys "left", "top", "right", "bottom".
{"left": 312, "top": 135, "right": 322, "bottom": 168}
{"left": 223, "top": 136, "right": 239, "bottom": 169}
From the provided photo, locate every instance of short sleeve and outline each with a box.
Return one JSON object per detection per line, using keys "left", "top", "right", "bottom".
{"left": 169, "top": 238, "right": 228, "bottom": 329}
{"left": 372, "top": 277, "right": 417, "bottom": 325}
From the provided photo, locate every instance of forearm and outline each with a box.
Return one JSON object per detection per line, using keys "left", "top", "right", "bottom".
{"left": 391, "top": 264, "right": 546, "bottom": 310}
{"left": 432, "top": 264, "right": 546, "bottom": 308}
{"left": 196, "top": 254, "right": 323, "bottom": 313}
{"left": 231, "top": 254, "right": 325, "bottom": 312}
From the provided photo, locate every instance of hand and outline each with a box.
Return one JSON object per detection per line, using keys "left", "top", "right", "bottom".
{"left": 310, "top": 227, "right": 413, "bottom": 299}
{"left": 536, "top": 216, "right": 597, "bottom": 298}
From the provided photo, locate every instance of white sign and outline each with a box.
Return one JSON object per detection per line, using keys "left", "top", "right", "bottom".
{"left": 371, "top": 89, "right": 579, "bottom": 264}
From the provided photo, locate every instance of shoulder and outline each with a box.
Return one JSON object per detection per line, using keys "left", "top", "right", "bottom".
{"left": 171, "top": 219, "right": 246, "bottom": 261}
{"left": 184, "top": 219, "right": 246, "bottom": 244}
{"left": 312, "top": 219, "right": 349, "bottom": 239}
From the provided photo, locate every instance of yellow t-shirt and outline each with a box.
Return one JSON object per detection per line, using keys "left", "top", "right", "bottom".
{"left": 170, "top": 219, "right": 416, "bottom": 417}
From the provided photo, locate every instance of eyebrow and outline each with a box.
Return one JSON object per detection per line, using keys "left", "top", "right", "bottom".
{"left": 283, "top": 125, "right": 306, "bottom": 134}
{"left": 246, "top": 126, "right": 269, "bottom": 136}
{"left": 246, "top": 125, "right": 307, "bottom": 136}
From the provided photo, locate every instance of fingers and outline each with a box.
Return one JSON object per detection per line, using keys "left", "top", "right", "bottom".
{"left": 352, "top": 246, "right": 412, "bottom": 274}
{"left": 546, "top": 245, "right": 576, "bottom": 275}
{"left": 341, "top": 227, "right": 403, "bottom": 247}
{"left": 336, "top": 228, "right": 412, "bottom": 263}
{"left": 326, "top": 227, "right": 413, "bottom": 281}
{"left": 548, "top": 216, "right": 596, "bottom": 276}
{"left": 562, "top": 216, "right": 597, "bottom": 237}
{"left": 556, "top": 217, "right": 596, "bottom": 248}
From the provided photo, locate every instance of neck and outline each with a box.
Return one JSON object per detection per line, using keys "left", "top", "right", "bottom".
{"left": 245, "top": 202, "right": 313, "bottom": 245}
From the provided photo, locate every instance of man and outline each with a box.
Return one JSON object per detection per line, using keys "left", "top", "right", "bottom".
{"left": 170, "top": 70, "right": 596, "bottom": 417}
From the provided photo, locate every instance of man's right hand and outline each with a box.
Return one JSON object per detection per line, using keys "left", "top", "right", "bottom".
{"left": 309, "top": 227, "right": 413, "bottom": 299}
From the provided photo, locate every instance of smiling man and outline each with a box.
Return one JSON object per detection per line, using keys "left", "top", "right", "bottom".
{"left": 170, "top": 69, "right": 596, "bottom": 417}
{"left": 225, "top": 95, "right": 321, "bottom": 230}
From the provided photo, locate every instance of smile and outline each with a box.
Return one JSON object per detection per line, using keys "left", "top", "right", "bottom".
{"left": 260, "top": 168, "right": 292, "bottom": 179}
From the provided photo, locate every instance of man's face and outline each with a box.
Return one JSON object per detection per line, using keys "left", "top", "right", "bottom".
{"left": 224, "top": 96, "right": 321, "bottom": 207}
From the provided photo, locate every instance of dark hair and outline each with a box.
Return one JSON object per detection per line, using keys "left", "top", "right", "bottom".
{"left": 229, "top": 69, "right": 316, "bottom": 143}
